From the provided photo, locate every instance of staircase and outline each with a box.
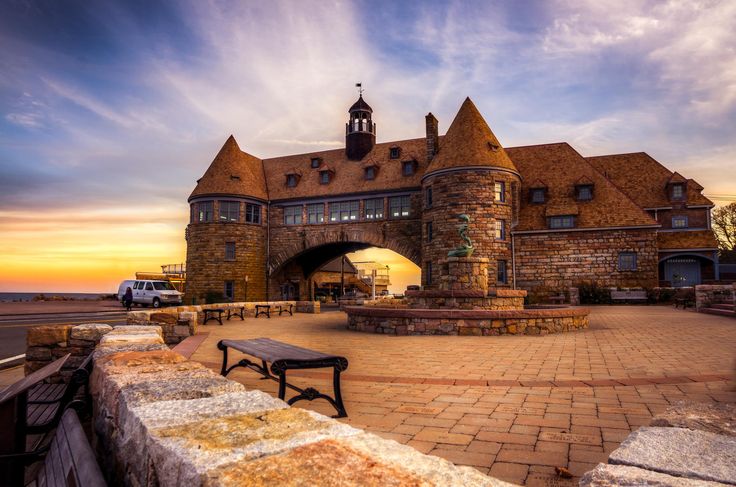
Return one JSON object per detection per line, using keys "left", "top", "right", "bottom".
{"left": 700, "top": 303, "right": 736, "bottom": 318}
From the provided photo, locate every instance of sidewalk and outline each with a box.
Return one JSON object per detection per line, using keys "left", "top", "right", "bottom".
{"left": 0, "top": 300, "right": 123, "bottom": 316}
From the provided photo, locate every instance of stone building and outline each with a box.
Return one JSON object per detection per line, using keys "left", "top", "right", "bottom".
{"left": 185, "top": 95, "right": 719, "bottom": 302}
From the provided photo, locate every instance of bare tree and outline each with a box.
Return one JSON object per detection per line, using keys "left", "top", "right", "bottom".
{"left": 712, "top": 202, "right": 736, "bottom": 250}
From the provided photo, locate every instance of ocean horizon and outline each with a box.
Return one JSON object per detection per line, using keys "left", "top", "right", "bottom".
{"left": 0, "top": 292, "right": 112, "bottom": 302}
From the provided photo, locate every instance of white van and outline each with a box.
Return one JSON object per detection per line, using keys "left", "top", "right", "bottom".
{"left": 117, "top": 280, "right": 183, "bottom": 308}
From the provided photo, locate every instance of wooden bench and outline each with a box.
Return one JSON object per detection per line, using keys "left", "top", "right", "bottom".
{"left": 0, "top": 409, "right": 107, "bottom": 487}
{"left": 610, "top": 290, "right": 648, "bottom": 304}
{"left": 548, "top": 294, "right": 565, "bottom": 305}
{"left": 255, "top": 305, "right": 271, "bottom": 318}
{"left": 0, "top": 354, "right": 69, "bottom": 485}
{"left": 203, "top": 308, "right": 225, "bottom": 325}
{"left": 277, "top": 304, "right": 293, "bottom": 316}
{"left": 227, "top": 306, "right": 245, "bottom": 321}
{"left": 217, "top": 338, "right": 348, "bottom": 418}
{"left": 26, "top": 352, "right": 95, "bottom": 435}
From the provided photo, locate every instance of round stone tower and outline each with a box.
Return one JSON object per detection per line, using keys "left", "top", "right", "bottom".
{"left": 345, "top": 95, "right": 376, "bottom": 161}
{"left": 421, "top": 98, "right": 521, "bottom": 290}
{"left": 185, "top": 135, "right": 269, "bottom": 303}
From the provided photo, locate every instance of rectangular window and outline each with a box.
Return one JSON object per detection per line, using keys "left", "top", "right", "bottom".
{"left": 389, "top": 195, "right": 411, "bottom": 218}
{"left": 320, "top": 171, "right": 330, "bottom": 184}
{"left": 198, "top": 201, "right": 213, "bottom": 222}
{"left": 494, "top": 182, "right": 505, "bottom": 202}
{"left": 329, "top": 200, "right": 359, "bottom": 222}
{"left": 671, "top": 184, "right": 684, "bottom": 200}
{"left": 402, "top": 161, "right": 415, "bottom": 176}
{"left": 190, "top": 204, "right": 196, "bottom": 223}
{"left": 310, "top": 157, "right": 321, "bottom": 168}
{"left": 283, "top": 205, "right": 302, "bottom": 225}
{"left": 286, "top": 174, "right": 297, "bottom": 187}
{"left": 618, "top": 252, "right": 637, "bottom": 271}
{"left": 307, "top": 203, "right": 324, "bottom": 224}
{"left": 364, "top": 167, "right": 375, "bottom": 180}
{"left": 224, "top": 281, "right": 234, "bottom": 301}
{"left": 390, "top": 147, "right": 400, "bottom": 159}
{"left": 225, "top": 242, "right": 235, "bottom": 261}
{"left": 426, "top": 187, "right": 433, "bottom": 208}
{"left": 577, "top": 185, "right": 593, "bottom": 201}
{"left": 495, "top": 219, "right": 505, "bottom": 240}
{"left": 364, "top": 198, "right": 384, "bottom": 219}
{"left": 497, "top": 260, "right": 508, "bottom": 284}
{"left": 426, "top": 221, "right": 433, "bottom": 242}
{"left": 219, "top": 201, "right": 240, "bottom": 222}
{"left": 531, "top": 188, "right": 545, "bottom": 204}
{"left": 245, "top": 203, "right": 261, "bottom": 224}
{"left": 672, "top": 216, "right": 688, "bottom": 228}
{"left": 549, "top": 215, "right": 575, "bottom": 229}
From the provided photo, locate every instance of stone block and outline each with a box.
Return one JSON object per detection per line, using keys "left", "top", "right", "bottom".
{"left": 70, "top": 323, "right": 113, "bottom": 341}
{"left": 100, "top": 333, "right": 164, "bottom": 346}
{"left": 608, "top": 427, "right": 736, "bottom": 484}
{"left": 650, "top": 401, "right": 736, "bottom": 437}
{"left": 27, "top": 324, "right": 73, "bottom": 346}
{"left": 580, "top": 463, "right": 729, "bottom": 487}
{"left": 25, "top": 346, "right": 52, "bottom": 361}
{"left": 150, "top": 312, "right": 178, "bottom": 324}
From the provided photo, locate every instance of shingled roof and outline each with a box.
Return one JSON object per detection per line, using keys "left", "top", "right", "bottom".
{"left": 263, "top": 137, "right": 428, "bottom": 201}
{"left": 425, "top": 97, "right": 518, "bottom": 177}
{"left": 189, "top": 136, "right": 268, "bottom": 201}
{"left": 657, "top": 230, "right": 718, "bottom": 250}
{"left": 349, "top": 95, "right": 372, "bottom": 112}
{"left": 507, "top": 143, "right": 658, "bottom": 231}
{"left": 586, "top": 152, "right": 713, "bottom": 208}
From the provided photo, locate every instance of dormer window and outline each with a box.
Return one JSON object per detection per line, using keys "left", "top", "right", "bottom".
{"left": 310, "top": 157, "right": 321, "bottom": 168}
{"left": 286, "top": 174, "right": 298, "bottom": 187}
{"left": 402, "top": 160, "right": 416, "bottom": 176}
{"left": 672, "top": 216, "right": 688, "bottom": 228}
{"left": 530, "top": 188, "right": 546, "bottom": 204}
{"left": 389, "top": 147, "right": 401, "bottom": 159}
{"left": 364, "top": 166, "right": 376, "bottom": 180}
{"left": 549, "top": 215, "right": 575, "bottom": 229}
{"left": 671, "top": 183, "right": 684, "bottom": 200}
{"left": 319, "top": 170, "right": 331, "bottom": 185}
{"left": 576, "top": 184, "right": 593, "bottom": 201}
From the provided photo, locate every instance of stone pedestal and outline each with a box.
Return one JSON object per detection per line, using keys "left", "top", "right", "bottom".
{"left": 439, "top": 257, "right": 489, "bottom": 294}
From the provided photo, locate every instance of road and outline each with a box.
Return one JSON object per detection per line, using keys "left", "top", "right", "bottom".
{"left": 0, "top": 311, "right": 128, "bottom": 368}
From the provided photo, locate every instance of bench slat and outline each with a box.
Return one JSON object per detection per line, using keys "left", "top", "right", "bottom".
{"left": 28, "top": 383, "right": 66, "bottom": 403}
{"left": 221, "top": 338, "right": 337, "bottom": 363}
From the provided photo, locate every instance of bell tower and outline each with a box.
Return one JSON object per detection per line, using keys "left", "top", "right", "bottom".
{"left": 345, "top": 89, "right": 376, "bottom": 161}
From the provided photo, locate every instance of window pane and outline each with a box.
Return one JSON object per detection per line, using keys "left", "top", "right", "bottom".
{"left": 495, "top": 220, "right": 505, "bottom": 240}
{"left": 308, "top": 203, "right": 324, "bottom": 224}
{"left": 284, "top": 206, "right": 302, "bottom": 225}
{"left": 577, "top": 186, "right": 592, "bottom": 201}
{"left": 495, "top": 182, "right": 505, "bottom": 202}
{"left": 426, "top": 187, "right": 433, "bottom": 207}
{"left": 672, "top": 216, "right": 687, "bottom": 228}
{"left": 198, "top": 201, "right": 213, "bottom": 222}
{"left": 497, "top": 260, "right": 507, "bottom": 283}
{"left": 245, "top": 203, "right": 261, "bottom": 224}
{"left": 531, "top": 189, "right": 544, "bottom": 203}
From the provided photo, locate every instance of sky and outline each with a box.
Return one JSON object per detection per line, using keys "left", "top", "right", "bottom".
{"left": 1, "top": 0, "right": 735, "bottom": 293}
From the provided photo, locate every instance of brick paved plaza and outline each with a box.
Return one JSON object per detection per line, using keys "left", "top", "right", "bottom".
{"left": 188, "top": 306, "right": 735, "bottom": 486}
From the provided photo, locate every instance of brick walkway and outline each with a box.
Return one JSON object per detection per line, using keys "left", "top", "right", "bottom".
{"left": 189, "top": 306, "right": 736, "bottom": 486}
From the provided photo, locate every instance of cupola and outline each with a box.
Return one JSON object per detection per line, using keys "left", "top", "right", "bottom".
{"left": 345, "top": 94, "right": 376, "bottom": 161}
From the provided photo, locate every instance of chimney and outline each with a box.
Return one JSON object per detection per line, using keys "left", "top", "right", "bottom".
{"left": 425, "top": 112, "right": 439, "bottom": 162}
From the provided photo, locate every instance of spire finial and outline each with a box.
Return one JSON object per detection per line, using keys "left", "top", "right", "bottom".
{"left": 355, "top": 82, "right": 364, "bottom": 96}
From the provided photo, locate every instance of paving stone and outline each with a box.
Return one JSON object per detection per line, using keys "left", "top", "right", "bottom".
{"left": 650, "top": 401, "right": 736, "bottom": 437}
{"left": 580, "top": 463, "right": 731, "bottom": 487}
{"left": 608, "top": 427, "right": 736, "bottom": 485}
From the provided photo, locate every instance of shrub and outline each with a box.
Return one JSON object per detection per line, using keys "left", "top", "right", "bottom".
{"left": 577, "top": 282, "right": 611, "bottom": 304}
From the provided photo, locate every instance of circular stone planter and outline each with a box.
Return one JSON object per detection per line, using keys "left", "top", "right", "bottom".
{"left": 344, "top": 306, "right": 590, "bottom": 336}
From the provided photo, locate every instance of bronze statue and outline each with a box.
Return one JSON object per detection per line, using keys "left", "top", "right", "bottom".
{"left": 448, "top": 214, "right": 474, "bottom": 257}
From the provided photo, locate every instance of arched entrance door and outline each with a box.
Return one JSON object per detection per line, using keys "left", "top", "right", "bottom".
{"left": 662, "top": 257, "right": 701, "bottom": 287}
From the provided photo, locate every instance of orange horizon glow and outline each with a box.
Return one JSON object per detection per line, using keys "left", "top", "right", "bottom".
{"left": 0, "top": 207, "right": 420, "bottom": 294}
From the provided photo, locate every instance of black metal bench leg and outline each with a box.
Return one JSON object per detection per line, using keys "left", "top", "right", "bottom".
{"left": 218, "top": 343, "right": 228, "bottom": 376}
{"left": 278, "top": 372, "right": 287, "bottom": 400}
{"left": 332, "top": 367, "right": 347, "bottom": 418}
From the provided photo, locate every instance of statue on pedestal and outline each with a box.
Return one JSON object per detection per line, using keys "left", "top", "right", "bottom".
{"left": 448, "top": 214, "right": 474, "bottom": 257}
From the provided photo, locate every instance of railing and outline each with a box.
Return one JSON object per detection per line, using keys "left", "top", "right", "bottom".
{"left": 161, "top": 263, "right": 186, "bottom": 275}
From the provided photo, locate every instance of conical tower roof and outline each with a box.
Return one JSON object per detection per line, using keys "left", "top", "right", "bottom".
{"left": 425, "top": 97, "right": 518, "bottom": 176}
{"left": 189, "top": 135, "right": 268, "bottom": 201}
{"left": 349, "top": 95, "right": 372, "bottom": 113}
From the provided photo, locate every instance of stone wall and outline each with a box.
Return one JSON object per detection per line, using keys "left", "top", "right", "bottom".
{"left": 515, "top": 228, "right": 659, "bottom": 292}
{"left": 185, "top": 213, "right": 268, "bottom": 303}
{"left": 422, "top": 169, "right": 519, "bottom": 289}
{"left": 695, "top": 284, "right": 735, "bottom": 310}
{"left": 405, "top": 289, "right": 526, "bottom": 311}
{"left": 346, "top": 306, "right": 589, "bottom": 336}
{"left": 90, "top": 326, "right": 506, "bottom": 486}
{"left": 25, "top": 323, "right": 112, "bottom": 378}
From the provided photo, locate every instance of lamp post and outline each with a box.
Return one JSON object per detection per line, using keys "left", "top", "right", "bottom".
{"left": 244, "top": 275, "right": 249, "bottom": 301}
